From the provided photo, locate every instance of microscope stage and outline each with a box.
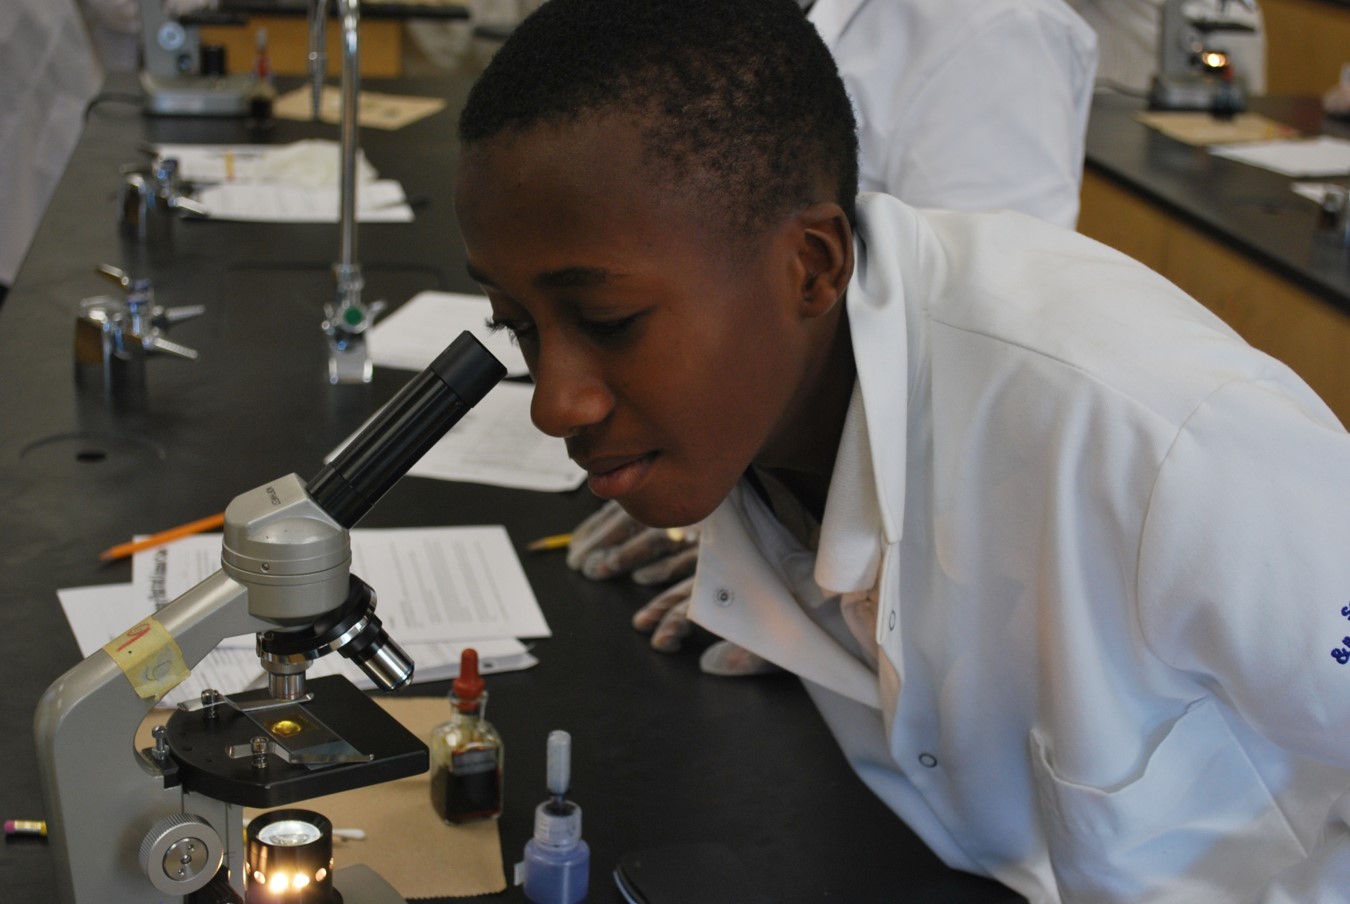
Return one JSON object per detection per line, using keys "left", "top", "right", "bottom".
{"left": 164, "top": 675, "right": 429, "bottom": 808}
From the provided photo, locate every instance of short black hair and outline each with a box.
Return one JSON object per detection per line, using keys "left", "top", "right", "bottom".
{"left": 458, "top": 0, "right": 859, "bottom": 235}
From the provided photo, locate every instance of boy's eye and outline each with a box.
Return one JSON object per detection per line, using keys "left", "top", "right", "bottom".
{"left": 485, "top": 316, "right": 536, "bottom": 344}
{"left": 579, "top": 313, "right": 641, "bottom": 339}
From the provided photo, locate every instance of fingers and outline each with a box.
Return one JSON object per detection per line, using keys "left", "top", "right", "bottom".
{"left": 566, "top": 500, "right": 642, "bottom": 570}
{"left": 632, "top": 577, "right": 694, "bottom": 652}
{"left": 633, "top": 580, "right": 779, "bottom": 676}
{"left": 583, "top": 527, "right": 699, "bottom": 581}
{"left": 631, "top": 544, "right": 698, "bottom": 586}
{"left": 699, "top": 640, "right": 781, "bottom": 677}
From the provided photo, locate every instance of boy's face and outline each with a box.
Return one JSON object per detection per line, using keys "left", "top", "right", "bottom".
{"left": 455, "top": 115, "right": 844, "bottom": 527}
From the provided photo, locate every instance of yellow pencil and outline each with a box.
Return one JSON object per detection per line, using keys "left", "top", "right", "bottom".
{"left": 526, "top": 533, "right": 573, "bottom": 552}
{"left": 98, "top": 512, "right": 226, "bottom": 562}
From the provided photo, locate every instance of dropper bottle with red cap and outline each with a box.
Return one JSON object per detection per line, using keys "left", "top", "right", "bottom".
{"left": 430, "top": 647, "right": 504, "bottom": 823}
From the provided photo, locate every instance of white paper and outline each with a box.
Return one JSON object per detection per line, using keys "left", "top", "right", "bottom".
{"left": 55, "top": 582, "right": 535, "bottom": 707}
{"left": 154, "top": 140, "right": 379, "bottom": 188}
{"left": 330, "top": 382, "right": 586, "bottom": 492}
{"left": 131, "top": 527, "right": 552, "bottom": 645}
{"left": 1210, "top": 135, "right": 1350, "bottom": 177}
{"left": 152, "top": 140, "right": 413, "bottom": 222}
{"left": 370, "top": 291, "right": 529, "bottom": 377}
{"left": 193, "top": 180, "right": 413, "bottom": 223}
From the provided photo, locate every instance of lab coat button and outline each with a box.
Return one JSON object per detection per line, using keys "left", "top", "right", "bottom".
{"left": 918, "top": 753, "right": 938, "bottom": 768}
{"left": 715, "top": 587, "right": 735, "bottom": 607}
{"left": 888, "top": 610, "right": 897, "bottom": 630}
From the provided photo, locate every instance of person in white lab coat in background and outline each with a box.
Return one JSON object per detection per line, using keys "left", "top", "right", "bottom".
{"left": 79, "top": 0, "right": 141, "bottom": 73}
{"left": 811, "top": 0, "right": 1097, "bottom": 229}
{"left": 455, "top": 0, "right": 1350, "bottom": 900}
{"left": 0, "top": 0, "right": 104, "bottom": 300}
{"left": 563, "top": 0, "right": 1099, "bottom": 673}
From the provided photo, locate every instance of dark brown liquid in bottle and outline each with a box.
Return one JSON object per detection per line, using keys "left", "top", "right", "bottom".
{"left": 432, "top": 746, "right": 502, "bottom": 823}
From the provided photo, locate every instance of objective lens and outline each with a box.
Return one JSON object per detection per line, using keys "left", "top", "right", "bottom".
{"left": 342, "top": 626, "right": 414, "bottom": 691}
{"left": 335, "top": 611, "right": 414, "bottom": 692}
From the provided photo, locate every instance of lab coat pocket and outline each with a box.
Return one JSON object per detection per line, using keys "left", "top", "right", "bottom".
{"left": 1029, "top": 698, "right": 1305, "bottom": 904}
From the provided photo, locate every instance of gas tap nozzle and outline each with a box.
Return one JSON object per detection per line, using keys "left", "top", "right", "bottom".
{"left": 75, "top": 265, "right": 205, "bottom": 400}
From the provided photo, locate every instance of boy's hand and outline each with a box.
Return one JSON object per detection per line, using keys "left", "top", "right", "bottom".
{"left": 567, "top": 500, "right": 699, "bottom": 583}
{"left": 571, "top": 501, "right": 775, "bottom": 676}
{"left": 632, "top": 578, "right": 780, "bottom": 677}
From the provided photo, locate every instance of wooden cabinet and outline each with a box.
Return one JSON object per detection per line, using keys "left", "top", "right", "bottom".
{"left": 1079, "top": 169, "right": 1350, "bottom": 424}
{"left": 200, "top": 15, "right": 404, "bottom": 78}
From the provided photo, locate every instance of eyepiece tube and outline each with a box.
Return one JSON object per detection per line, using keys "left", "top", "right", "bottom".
{"left": 307, "top": 331, "right": 506, "bottom": 527}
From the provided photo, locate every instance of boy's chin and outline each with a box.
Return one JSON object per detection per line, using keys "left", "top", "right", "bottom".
{"left": 612, "top": 493, "right": 719, "bottom": 530}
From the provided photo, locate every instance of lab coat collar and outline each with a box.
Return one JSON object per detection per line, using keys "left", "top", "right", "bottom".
{"left": 806, "top": 0, "right": 869, "bottom": 48}
{"left": 814, "top": 381, "right": 884, "bottom": 596}
{"left": 842, "top": 192, "right": 922, "bottom": 547}
{"left": 693, "top": 485, "right": 883, "bottom": 708}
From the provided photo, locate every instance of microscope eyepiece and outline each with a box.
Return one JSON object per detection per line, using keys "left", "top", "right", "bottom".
{"left": 307, "top": 331, "right": 506, "bottom": 528}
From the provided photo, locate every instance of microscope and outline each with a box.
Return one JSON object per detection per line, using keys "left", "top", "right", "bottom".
{"left": 1151, "top": 0, "right": 1259, "bottom": 113}
{"left": 140, "top": 0, "right": 256, "bottom": 116}
{"left": 35, "top": 332, "right": 506, "bottom": 904}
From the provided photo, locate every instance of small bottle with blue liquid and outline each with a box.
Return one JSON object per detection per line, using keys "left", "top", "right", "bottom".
{"left": 521, "top": 730, "right": 590, "bottom": 904}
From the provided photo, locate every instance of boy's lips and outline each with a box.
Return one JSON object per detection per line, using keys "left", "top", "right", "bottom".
{"left": 579, "top": 452, "right": 657, "bottom": 499}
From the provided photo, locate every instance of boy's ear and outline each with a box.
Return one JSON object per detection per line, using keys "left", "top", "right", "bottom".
{"left": 795, "top": 202, "right": 853, "bottom": 318}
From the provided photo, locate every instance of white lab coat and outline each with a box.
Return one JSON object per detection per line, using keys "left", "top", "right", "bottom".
{"left": 0, "top": 0, "right": 103, "bottom": 286}
{"left": 807, "top": 0, "right": 1097, "bottom": 229}
{"left": 691, "top": 192, "right": 1350, "bottom": 903}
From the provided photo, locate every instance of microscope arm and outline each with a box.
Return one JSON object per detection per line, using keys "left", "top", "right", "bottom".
{"left": 35, "top": 570, "right": 269, "bottom": 904}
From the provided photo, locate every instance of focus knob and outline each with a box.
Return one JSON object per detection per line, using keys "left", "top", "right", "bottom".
{"left": 139, "top": 812, "right": 224, "bottom": 895}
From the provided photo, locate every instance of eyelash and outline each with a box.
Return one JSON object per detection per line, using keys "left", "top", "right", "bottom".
{"left": 485, "top": 313, "right": 641, "bottom": 344}
{"left": 485, "top": 317, "right": 535, "bottom": 344}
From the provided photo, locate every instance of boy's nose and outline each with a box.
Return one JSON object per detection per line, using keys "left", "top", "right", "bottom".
{"left": 529, "top": 344, "right": 613, "bottom": 438}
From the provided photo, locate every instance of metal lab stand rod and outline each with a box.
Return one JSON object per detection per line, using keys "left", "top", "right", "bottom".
{"left": 311, "top": 0, "right": 385, "bottom": 383}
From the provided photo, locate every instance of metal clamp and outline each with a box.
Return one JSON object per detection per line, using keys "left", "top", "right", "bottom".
{"left": 75, "top": 265, "right": 205, "bottom": 400}
{"left": 119, "top": 155, "right": 209, "bottom": 242}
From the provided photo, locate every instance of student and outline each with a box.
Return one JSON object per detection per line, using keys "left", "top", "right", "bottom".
{"left": 566, "top": 0, "right": 1099, "bottom": 671}
{"left": 454, "top": 0, "right": 1350, "bottom": 900}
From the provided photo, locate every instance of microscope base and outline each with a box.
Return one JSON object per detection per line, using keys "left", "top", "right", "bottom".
{"left": 141, "top": 71, "right": 254, "bottom": 117}
{"left": 334, "top": 863, "right": 411, "bottom": 904}
{"left": 1150, "top": 74, "right": 1248, "bottom": 113}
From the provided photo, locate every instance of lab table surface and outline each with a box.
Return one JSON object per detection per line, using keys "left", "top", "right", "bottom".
{"left": 0, "top": 77, "right": 1021, "bottom": 903}
{"left": 1084, "top": 92, "right": 1350, "bottom": 313}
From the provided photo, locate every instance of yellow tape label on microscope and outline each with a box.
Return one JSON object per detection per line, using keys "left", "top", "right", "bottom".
{"left": 101, "top": 617, "right": 190, "bottom": 700}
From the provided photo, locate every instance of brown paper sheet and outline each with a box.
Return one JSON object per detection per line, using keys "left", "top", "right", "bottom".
{"left": 137, "top": 695, "right": 505, "bottom": 899}
{"left": 1134, "top": 111, "right": 1300, "bottom": 146}
{"left": 273, "top": 86, "right": 448, "bottom": 131}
